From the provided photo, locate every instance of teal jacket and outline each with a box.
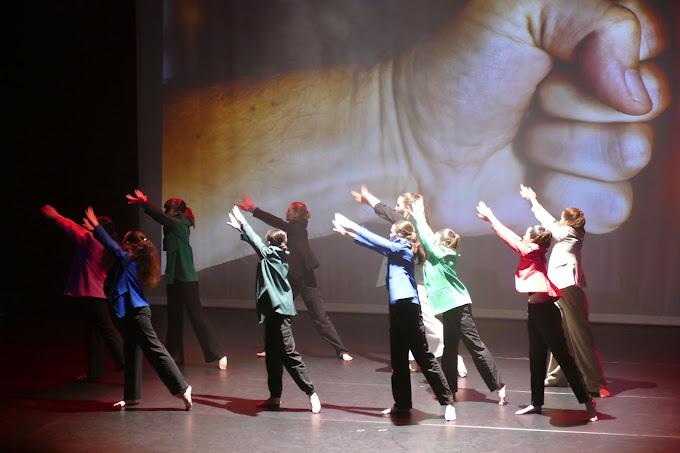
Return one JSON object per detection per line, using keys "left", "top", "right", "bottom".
{"left": 240, "top": 222, "right": 296, "bottom": 323}
{"left": 412, "top": 212, "right": 472, "bottom": 315}
{"left": 143, "top": 203, "right": 198, "bottom": 284}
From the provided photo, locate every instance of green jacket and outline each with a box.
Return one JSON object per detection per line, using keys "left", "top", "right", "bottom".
{"left": 412, "top": 212, "right": 472, "bottom": 315}
{"left": 240, "top": 222, "right": 296, "bottom": 323}
{"left": 143, "top": 204, "right": 198, "bottom": 284}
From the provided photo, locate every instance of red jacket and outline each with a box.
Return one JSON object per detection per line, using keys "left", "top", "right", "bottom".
{"left": 491, "top": 221, "right": 563, "bottom": 298}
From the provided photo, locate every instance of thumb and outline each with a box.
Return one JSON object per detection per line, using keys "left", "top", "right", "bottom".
{"left": 543, "top": 1, "right": 651, "bottom": 115}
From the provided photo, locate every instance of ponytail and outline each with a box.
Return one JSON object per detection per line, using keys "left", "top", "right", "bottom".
{"left": 394, "top": 220, "right": 426, "bottom": 264}
{"left": 437, "top": 228, "right": 461, "bottom": 251}
{"left": 164, "top": 198, "right": 195, "bottom": 227}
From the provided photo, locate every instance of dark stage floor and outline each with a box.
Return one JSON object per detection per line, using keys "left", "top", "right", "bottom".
{"left": 1, "top": 304, "right": 679, "bottom": 453}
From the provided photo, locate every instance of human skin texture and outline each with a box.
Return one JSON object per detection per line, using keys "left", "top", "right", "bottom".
{"left": 162, "top": 0, "right": 670, "bottom": 269}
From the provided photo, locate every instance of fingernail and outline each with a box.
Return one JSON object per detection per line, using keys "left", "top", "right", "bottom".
{"left": 624, "top": 69, "right": 651, "bottom": 104}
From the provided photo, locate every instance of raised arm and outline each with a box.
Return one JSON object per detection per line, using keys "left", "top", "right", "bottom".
{"left": 521, "top": 184, "right": 570, "bottom": 240}
{"left": 127, "top": 189, "right": 178, "bottom": 227}
{"left": 41, "top": 204, "right": 93, "bottom": 247}
{"left": 409, "top": 200, "right": 446, "bottom": 260}
{"left": 84, "top": 206, "right": 126, "bottom": 262}
{"left": 477, "top": 201, "right": 532, "bottom": 255}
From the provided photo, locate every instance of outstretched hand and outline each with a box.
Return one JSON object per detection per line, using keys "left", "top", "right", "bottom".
{"left": 520, "top": 184, "right": 537, "bottom": 201}
{"left": 226, "top": 213, "right": 241, "bottom": 231}
{"left": 332, "top": 213, "right": 360, "bottom": 238}
{"left": 407, "top": 197, "right": 425, "bottom": 218}
{"left": 476, "top": 202, "right": 493, "bottom": 223}
{"left": 82, "top": 206, "right": 99, "bottom": 231}
{"left": 40, "top": 204, "right": 59, "bottom": 219}
{"left": 234, "top": 195, "right": 256, "bottom": 212}
{"left": 350, "top": 185, "right": 380, "bottom": 208}
{"left": 126, "top": 189, "right": 148, "bottom": 205}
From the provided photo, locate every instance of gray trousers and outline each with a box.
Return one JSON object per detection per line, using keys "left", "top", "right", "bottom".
{"left": 545, "top": 286, "right": 607, "bottom": 392}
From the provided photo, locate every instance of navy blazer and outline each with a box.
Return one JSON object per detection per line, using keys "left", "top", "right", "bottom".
{"left": 354, "top": 226, "right": 419, "bottom": 305}
{"left": 93, "top": 225, "right": 150, "bottom": 318}
{"left": 252, "top": 208, "right": 319, "bottom": 281}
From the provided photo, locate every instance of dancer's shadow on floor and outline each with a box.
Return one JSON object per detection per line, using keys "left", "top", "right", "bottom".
{"left": 420, "top": 380, "right": 499, "bottom": 404}
{"left": 321, "top": 402, "right": 442, "bottom": 425}
{"left": 193, "top": 393, "right": 310, "bottom": 416}
{"left": 607, "top": 377, "right": 657, "bottom": 396}
{"left": 544, "top": 407, "right": 615, "bottom": 427}
{"left": 1, "top": 396, "right": 185, "bottom": 412}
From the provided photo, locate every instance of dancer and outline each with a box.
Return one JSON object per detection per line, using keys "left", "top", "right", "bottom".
{"left": 227, "top": 206, "right": 321, "bottom": 413}
{"left": 236, "top": 196, "right": 352, "bottom": 361}
{"left": 406, "top": 197, "right": 506, "bottom": 404}
{"left": 127, "top": 190, "right": 227, "bottom": 370}
{"left": 520, "top": 184, "right": 610, "bottom": 398}
{"left": 476, "top": 201, "right": 597, "bottom": 421}
{"left": 82, "top": 207, "right": 192, "bottom": 410}
{"left": 332, "top": 213, "right": 455, "bottom": 421}
{"left": 351, "top": 186, "right": 467, "bottom": 376}
{"left": 40, "top": 205, "right": 124, "bottom": 382}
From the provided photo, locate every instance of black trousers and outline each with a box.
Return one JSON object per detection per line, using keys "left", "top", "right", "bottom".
{"left": 263, "top": 311, "right": 315, "bottom": 398}
{"left": 527, "top": 301, "right": 591, "bottom": 406}
{"left": 123, "top": 306, "right": 188, "bottom": 401}
{"left": 291, "top": 270, "right": 348, "bottom": 357}
{"left": 77, "top": 296, "right": 124, "bottom": 379}
{"left": 440, "top": 304, "right": 503, "bottom": 393}
{"left": 165, "top": 281, "right": 224, "bottom": 364}
{"left": 389, "top": 300, "right": 453, "bottom": 410}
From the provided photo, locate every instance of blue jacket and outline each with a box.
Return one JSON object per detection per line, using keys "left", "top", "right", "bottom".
{"left": 93, "top": 225, "right": 150, "bottom": 318}
{"left": 354, "top": 226, "right": 419, "bottom": 305}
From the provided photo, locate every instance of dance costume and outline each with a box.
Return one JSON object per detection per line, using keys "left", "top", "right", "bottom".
{"left": 411, "top": 211, "right": 503, "bottom": 394}
{"left": 354, "top": 226, "right": 453, "bottom": 410}
{"left": 532, "top": 203, "right": 607, "bottom": 393}
{"left": 93, "top": 225, "right": 188, "bottom": 401}
{"left": 239, "top": 221, "right": 315, "bottom": 398}
{"left": 142, "top": 203, "right": 224, "bottom": 364}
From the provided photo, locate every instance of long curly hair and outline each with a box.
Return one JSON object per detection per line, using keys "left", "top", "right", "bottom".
{"left": 122, "top": 231, "right": 161, "bottom": 288}
{"left": 393, "top": 220, "right": 426, "bottom": 264}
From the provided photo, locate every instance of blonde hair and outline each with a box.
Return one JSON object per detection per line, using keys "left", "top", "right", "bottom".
{"left": 437, "top": 228, "right": 461, "bottom": 251}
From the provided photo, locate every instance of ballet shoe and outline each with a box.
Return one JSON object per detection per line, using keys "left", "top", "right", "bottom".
{"left": 113, "top": 399, "right": 139, "bottom": 409}
{"left": 181, "top": 385, "right": 193, "bottom": 411}
{"left": 340, "top": 353, "right": 353, "bottom": 361}
{"left": 496, "top": 385, "right": 508, "bottom": 405}
{"left": 586, "top": 400, "right": 598, "bottom": 422}
{"left": 256, "top": 397, "right": 281, "bottom": 409}
{"left": 515, "top": 404, "right": 542, "bottom": 415}
{"left": 598, "top": 388, "right": 611, "bottom": 398}
{"left": 256, "top": 351, "right": 266, "bottom": 358}
{"left": 381, "top": 406, "right": 411, "bottom": 417}
{"left": 457, "top": 355, "right": 468, "bottom": 378}
{"left": 75, "top": 374, "right": 99, "bottom": 383}
{"left": 218, "top": 356, "right": 228, "bottom": 370}
{"left": 544, "top": 378, "right": 568, "bottom": 388}
{"left": 309, "top": 393, "right": 321, "bottom": 414}
{"left": 444, "top": 403, "right": 456, "bottom": 421}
